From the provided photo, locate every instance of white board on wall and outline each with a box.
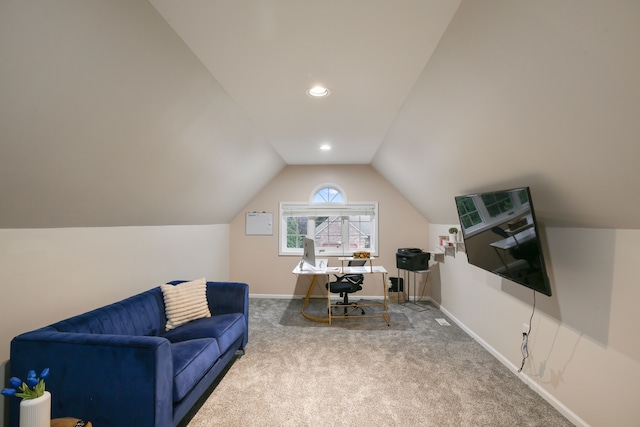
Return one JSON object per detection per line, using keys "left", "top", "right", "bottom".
{"left": 245, "top": 212, "right": 273, "bottom": 235}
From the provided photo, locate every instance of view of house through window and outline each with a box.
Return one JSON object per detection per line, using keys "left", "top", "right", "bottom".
{"left": 280, "top": 185, "right": 377, "bottom": 256}
{"left": 455, "top": 189, "right": 529, "bottom": 234}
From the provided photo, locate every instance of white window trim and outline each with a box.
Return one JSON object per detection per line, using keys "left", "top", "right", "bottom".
{"left": 463, "top": 195, "right": 530, "bottom": 238}
{"left": 279, "top": 201, "right": 378, "bottom": 256}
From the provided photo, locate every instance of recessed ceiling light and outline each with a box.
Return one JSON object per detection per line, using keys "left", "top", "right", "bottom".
{"left": 320, "top": 144, "right": 331, "bottom": 151}
{"left": 307, "top": 86, "right": 330, "bottom": 97}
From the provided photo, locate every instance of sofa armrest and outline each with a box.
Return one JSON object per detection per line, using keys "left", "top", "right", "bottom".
{"left": 166, "top": 280, "right": 249, "bottom": 351}
{"left": 204, "top": 281, "right": 248, "bottom": 314}
{"left": 9, "top": 328, "right": 174, "bottom": 427}
{"left": 206, "top": 281, "right": 249, "bottom": 350}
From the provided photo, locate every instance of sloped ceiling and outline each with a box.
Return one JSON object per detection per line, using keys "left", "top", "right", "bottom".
{"left": 148, "top": 0, "right": 461, "bottom": 165}
{"left": 1, "top": 0, "right": 639, "bottom": 229}
{"left": 0, "top": 0, "right": 285, "bottom": 227}
{"left": 373, "top": 0, "right": 640, "bottom": 228}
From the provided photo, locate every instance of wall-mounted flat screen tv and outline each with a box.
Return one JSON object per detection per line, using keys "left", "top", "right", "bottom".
{"left": 454, "top": 187, "right": 552, "bottom": 296}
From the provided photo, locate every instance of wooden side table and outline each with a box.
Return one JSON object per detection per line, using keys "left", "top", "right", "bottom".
{"left": 51, "top": 418, "right": 92, "bottom": 427}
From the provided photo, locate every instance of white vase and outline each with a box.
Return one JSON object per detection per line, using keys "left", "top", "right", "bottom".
{"left": 449, "top": 233, "right": 457, "bottom": 243}
{"left": 20, "top": 391, "right": 51, "bottom": 427}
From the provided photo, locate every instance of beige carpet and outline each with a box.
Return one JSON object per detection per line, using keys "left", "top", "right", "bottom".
{"left": 184, "top": 298, "right": 573, "bottom": 426}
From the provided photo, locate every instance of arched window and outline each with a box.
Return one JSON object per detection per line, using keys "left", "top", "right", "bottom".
{"left": 312, "top": 186, "right": 344, "bottom": 203}
{"left": 280, "top": 184, "right": 377, "bottom": 256}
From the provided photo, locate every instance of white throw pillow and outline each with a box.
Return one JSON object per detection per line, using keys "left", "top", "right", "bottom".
{"left": 161, "top": 278, "right": 211, "bottom": 331}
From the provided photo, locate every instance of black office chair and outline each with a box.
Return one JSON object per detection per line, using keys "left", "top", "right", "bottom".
{"left": 326, "top": 260, "right": 366, "bottom": 315}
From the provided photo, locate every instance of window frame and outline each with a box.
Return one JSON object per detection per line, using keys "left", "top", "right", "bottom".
{"left": 458, "top": 190, "right": 531, "bottom": 237}
{"left": 279, "top": 200, "right": 378, "bottom": 257}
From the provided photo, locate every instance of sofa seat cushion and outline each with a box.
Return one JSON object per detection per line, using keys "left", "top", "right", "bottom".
{"left": 171, "top": 338, "right": 221, "bottom": 402}
{"left": 162, "top": 313, "right": 246, "bottom": 355}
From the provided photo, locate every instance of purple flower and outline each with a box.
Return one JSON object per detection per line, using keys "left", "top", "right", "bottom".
{"left": 9, "top": 377, "right": 22, "bottom": 388}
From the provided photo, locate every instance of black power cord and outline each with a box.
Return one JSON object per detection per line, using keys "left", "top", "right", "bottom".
{"left": 518, "top": 290, "right": 536, "bottom": 373}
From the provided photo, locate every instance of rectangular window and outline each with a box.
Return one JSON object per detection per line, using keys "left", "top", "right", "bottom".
{"left": 279, "top": 202, "right": 378, "bottom": 256}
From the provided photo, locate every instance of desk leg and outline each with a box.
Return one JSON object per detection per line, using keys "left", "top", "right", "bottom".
{"left": 301, "top": 274, "right": 330, "bottom": 324}
{"left": 493, "top": 247, "right": 513, "bottom": 277}
{"left": 382, "top": 272, "right": 390, "bottom": 326}
{"left": 327, "top": 276, "right": 332, "bottom": 325}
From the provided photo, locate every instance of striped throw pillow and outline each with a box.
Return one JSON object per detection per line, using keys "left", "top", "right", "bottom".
{"left": 161, "top": 278, "right": 211, "bottom": 331}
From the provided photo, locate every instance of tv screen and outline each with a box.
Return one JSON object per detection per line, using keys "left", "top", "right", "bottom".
{"left": 454, "top": 187, "right": 552, "bottom": 296}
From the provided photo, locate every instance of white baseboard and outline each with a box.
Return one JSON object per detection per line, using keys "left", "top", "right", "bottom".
{"left": 437, "top": 305, "right": 589, "bottom": 427}
{"left": 249, "top": 293, "right": 299, "bottom": 299}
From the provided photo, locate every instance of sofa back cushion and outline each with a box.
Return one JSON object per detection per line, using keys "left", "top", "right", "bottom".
{"left": 51, "top": 287, "right": 166, "bottom": 336}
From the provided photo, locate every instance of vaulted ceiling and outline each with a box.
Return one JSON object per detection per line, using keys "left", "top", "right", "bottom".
{"left": 148, "top": 0, "right": 461, "bottom": 165}
{"left": 1, "top": 0, "right": 639, "bottom": 229}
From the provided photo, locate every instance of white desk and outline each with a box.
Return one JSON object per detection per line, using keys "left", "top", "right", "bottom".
{"left": 337, "top": 256, "right": 376, "bottom": 272}
{"left": 490, "top": 227, "right": 538, "bottom": 276}
{"left": 490, "top": 227, "right": 536, "bottom": 250}
{"left": 292, "top": 264, "right": 390, "bottom": 325}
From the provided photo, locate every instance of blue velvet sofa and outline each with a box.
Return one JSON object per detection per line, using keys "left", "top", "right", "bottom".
{"left": 8, "top": 280, "right": 249, "bottom": 427}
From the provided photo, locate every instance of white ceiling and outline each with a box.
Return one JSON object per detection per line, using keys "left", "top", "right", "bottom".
{"left": 147, "top": 0, "right": 640, "bottom": 230}
{"left": 149, "top": 0, "right": 461, "bottom": 164}
{"left": 2, "top": 1, "right": 639, "bottom": 229}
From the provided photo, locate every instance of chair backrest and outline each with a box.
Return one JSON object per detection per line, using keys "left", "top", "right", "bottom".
{"left": 344, "top": 260, "right": 366, "bottom": 285}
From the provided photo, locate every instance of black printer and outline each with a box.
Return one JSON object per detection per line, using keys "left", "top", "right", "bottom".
{"left": 396, "top": 248, "right": 430, "bottom": 271}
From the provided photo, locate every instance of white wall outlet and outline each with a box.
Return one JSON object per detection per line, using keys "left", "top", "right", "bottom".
{"left": 522, "top": 323, "right": 530, "bottom": 334}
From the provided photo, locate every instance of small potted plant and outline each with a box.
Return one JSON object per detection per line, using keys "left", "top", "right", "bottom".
{"left": 2, "top": 368, "right": 51, "bottom": 427}
{"left": 448, "top": 227, "right": 459, "bottom": 243}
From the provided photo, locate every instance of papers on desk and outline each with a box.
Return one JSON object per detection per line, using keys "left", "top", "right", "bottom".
{"left": 293, "top": 265, "right": 341, "bottom": 274}
{"left": 316, "top": 258, "right": 328, "bottom": 269}
{"left": 295, "top": 258, "right": 329, "bottom": 273}
{"left": 293, "top": 264, "right": 387, "bottom": 275}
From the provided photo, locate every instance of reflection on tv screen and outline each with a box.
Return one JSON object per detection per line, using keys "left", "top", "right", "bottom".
{"left": 455, "top": 187, "right": 552, "bottom": 296}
